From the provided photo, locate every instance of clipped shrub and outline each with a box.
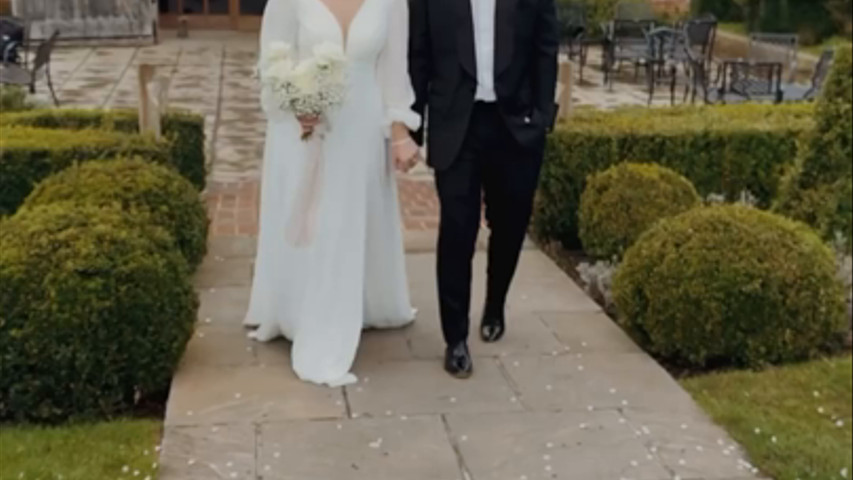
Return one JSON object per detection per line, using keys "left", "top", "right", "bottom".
{"left": 0, "top": 127, "right": 169, "bottom": 215}
{"left": 24, "top": 159, "right": 209, "bottom": 268}
{"left": 0, "top": 108, "right": 206, "bottom": 189}
{"left": 579, "top": 162, "right": 701, "bottom": 260}
{"left": 0, "top": 203, "right": 197, "bottom": 423}
{"left": 775, "top": 46, "right": 853, "bottom": 252}
{"left": 613, "top": 205, "right": 847, "bottom": 369}
{"left": 536, "top": 103, "right": 815, "bottom": 248}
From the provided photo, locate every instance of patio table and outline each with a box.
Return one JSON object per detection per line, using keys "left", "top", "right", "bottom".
{"left": 712, "top": 58, "right": 784, "bottom": 104}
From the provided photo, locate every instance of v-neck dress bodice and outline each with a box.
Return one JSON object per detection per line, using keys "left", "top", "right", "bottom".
{"left": 260, "top": 0, "right": 419, "bottom": 131}
{"left": 246, "top": 0, "right": 419, "bottom": 387}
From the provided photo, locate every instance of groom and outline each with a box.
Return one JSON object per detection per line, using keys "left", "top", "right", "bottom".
{"left": 409, "top": 0, "right": 558, "bottom": 377}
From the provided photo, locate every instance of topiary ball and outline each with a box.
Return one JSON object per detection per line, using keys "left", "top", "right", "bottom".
{"left": 0, "top": 203, "right": 198, "bottom": 422}
{"left": 613, "top": 205, "right": 847, "bottom": 369}
{"left": 579, "top": 162, "right": 701, "bottom": 260}
{"left": 24, "top": 158, "right": 209, "bottom": 269}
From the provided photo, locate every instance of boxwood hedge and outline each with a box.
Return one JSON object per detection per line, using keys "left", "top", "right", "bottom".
{"left": 24, "top": 158, "right": 209, "bottom": 269}
{"left": 535, "top": 103, "right": 815, "bottom": 248}
{"left": 0, "top": 108, "right": 206, "bottom": 190}
{"left": 0, "top": 203, "right": 198, "bottom": 423}
{"left": 0, "top": 127, "right": 169, "bottom": 215}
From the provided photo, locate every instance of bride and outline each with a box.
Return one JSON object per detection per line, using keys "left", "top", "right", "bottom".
{"left": 244, "top": 0, "right": 421, "bottom": 387}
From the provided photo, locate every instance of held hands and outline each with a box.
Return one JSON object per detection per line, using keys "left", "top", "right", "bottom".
{"left": 390, "top": 122, "right": 421, "bottom": 173}
{"left": 391, "top": 136, "right": 422, "bottom": 173}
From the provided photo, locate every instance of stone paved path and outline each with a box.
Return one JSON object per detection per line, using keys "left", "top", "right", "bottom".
{"left": 165, "top": 238, "right": 764, "bottom": 480}
{"left": 36, "top": 31, "right": 764, "bottom": 480}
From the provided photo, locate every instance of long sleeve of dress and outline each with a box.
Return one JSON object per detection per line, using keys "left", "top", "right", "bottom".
{"left": 258, "top": 0, "right": 298, "bottom": 118}
{"left": 377, "top": 0, "right": 421, "bottom": 136}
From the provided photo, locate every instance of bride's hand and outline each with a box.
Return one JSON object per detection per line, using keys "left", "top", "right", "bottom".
{"left": 297, "top": 115, "right": 321, "bottom": 137}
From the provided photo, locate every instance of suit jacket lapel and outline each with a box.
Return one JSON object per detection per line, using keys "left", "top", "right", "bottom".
{"left": 456, "top": 0, "right": 476, "bottom": 78}
{"left": 494, "top": 0, "right": 517, "bottom": 77}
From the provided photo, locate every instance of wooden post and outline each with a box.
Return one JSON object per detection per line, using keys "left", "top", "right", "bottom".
{"left": 556, "top": 58, "right": 574, "bottom": 121}
{"left": 138, "top": 64, "right": 169, "bottom": 139}
{"left": 178, "top": 16, "right": 189, "bottom": 38}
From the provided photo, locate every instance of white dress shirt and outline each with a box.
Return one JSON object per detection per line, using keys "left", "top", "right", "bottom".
{"left": 470, "top": 0, "right": 497, "bottom": 102}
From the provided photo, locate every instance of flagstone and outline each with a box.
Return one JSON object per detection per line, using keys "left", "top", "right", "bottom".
{"left": 446, "top": 410, "right": 672, "bottom": 480}
{"left": 258, "top": 417, "right": 462, "bottom": 480}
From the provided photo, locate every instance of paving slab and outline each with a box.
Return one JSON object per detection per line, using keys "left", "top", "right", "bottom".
{"left": 194, "top": 257, "right": 254, "bottom": 288}
{"left": 541, "top": 311, "right": 646, "bottom": 354}
{"left": 347, "top": 359, "right": 523, "bottom": 418}
{"left": 180, "top": 324, "right": 258, "bottom": 368}
{"left": 623, "top": 410, "right": 763, "bottom": 479}
{"left": 406, "top": 307, "right": 565, "bottom": 359}
{"left": 159, "top": 423, "right": 255, "bottom": 480}
{"left": 500, "top": 352, "right": 701, "bottom": 414}
{"left": 447, "top": 410, "right": 671, "bottom": 480}
{"left": 207, "top": 236, "right": 258, "bottom": 258}
{"left": 258, "top": 417, "right": 463, "bottom": 480}
{"left": 165, "top": 362, "right": 346, "bottom": 426}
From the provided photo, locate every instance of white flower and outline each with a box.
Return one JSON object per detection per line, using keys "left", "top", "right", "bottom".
{"left": 291, "top": 61, "right": 320, "bottom": 95}
{"left": 267, "top": 41, "right": 293, "bottom": 63}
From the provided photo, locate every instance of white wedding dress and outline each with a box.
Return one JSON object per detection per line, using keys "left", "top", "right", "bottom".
{"left": 244, "top": 0, "right": 419, "bottom": 386}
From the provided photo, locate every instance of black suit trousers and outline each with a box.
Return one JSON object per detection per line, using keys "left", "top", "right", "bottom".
{"left": 435, "top": 102, "right": 544, "bottom": 346}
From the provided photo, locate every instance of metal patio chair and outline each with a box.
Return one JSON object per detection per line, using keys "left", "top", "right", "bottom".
{"left": 782, "top": 49, "right": 835, "bottom": 102}
{"left": 556, "top": 3, "right": 589, "bottom": 82}
{"left": 0, "top": 30, "right": 60, "bottom": 106}
{"left": 748, "top": 32, "right": 799, "bottom": 82}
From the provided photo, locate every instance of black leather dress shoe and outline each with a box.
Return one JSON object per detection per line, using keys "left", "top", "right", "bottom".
{"left": 480, "top": 314, "right": 505, "bottom": 343}
{"left": 444, "top": 342, "right": 473, "bottom": 379}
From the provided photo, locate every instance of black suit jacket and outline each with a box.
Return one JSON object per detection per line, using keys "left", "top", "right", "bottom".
{"left": 408, "top": 0, "right": 559, "bottom": 170}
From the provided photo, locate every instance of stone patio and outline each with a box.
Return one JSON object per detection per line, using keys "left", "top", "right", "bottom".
{"left": 31, "top": 31, "right": 765, "bottom": 479}
{"left": 162, "top": 239, "right": 765, "bottom": 480}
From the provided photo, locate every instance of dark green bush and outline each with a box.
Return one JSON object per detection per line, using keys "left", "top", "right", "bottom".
{"left": 535, "top": 103, "right": 814, "bottom": 248}
{"left": 744, "top": 0, "right": 841, "bottom": 45}
{"left": 24, "top": 159, "right": 209, "bottom": 269}
{"left": 612, "top": 205, "right": 847, "bottom": 369}
{"left": 0, "top": 203, "right": 197, "bottom": 422}
{"left": 691, "top": 0, "right": 743, "bottom": 21}
{"left": 775, "top": 45, "right": 853, "bottom": 251}
{"left": 579, "top": 162, "right": 701, "bottom": 260}
{"left": 0, "top": 127, "right": 170, "bottom": 215}
{"left": 0, "top": 108, "right": 206, "bottom": 189}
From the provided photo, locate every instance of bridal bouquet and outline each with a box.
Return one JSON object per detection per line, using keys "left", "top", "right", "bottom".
{"left": 260, "top": 41, "right": 347, "bottom": 139}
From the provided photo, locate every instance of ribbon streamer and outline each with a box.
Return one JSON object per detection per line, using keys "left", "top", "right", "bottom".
{"left": 285, "top": 125, "right": 326, "bottom": 248}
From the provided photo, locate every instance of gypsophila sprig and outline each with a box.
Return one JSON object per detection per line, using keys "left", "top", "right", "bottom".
{"left": 260, "top": 41, "right": 347, "bottom": 139}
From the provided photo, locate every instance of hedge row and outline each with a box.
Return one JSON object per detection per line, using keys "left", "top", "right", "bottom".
{"left": 775, "top": 45, "right": 853, "bottom": 252}
{"left": 0, "top": 108, "right": 206, "bottom": 190}
{"left": 0, "top": 158, "right": 206, "bottom": 423}
{"left": 534, "top": 103, "right": 815, "bottom": 248}
{"left": 0, "top": 127, "right": 171, "bottom": 215}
